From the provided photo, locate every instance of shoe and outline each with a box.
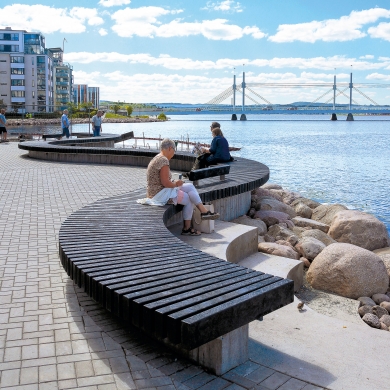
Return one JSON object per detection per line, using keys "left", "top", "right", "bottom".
{"left": 181, "top": 227, "right": 201, "bottom": 236}
{"left": 201, "top": 211, "right": 220, "bottom": 220}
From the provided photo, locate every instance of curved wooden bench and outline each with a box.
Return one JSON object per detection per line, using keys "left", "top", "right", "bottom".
{"left": 20, "top": 135, "right": 294, "bottom": 372}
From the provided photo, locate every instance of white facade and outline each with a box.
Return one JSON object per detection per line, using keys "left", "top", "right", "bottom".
{"left": 0, "top": 27, "right": 73, "bottom": 113}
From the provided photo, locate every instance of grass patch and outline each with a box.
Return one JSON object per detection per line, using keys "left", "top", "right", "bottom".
{"left": 105, "top": 113, "right": 129, "bottom": 118}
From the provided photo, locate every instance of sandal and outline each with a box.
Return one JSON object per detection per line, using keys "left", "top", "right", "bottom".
{"left": 181, "top": 227, "right": 201, "bottom": 236}
{"left": 201, "top": 211, "right": 220, "bottom": 220}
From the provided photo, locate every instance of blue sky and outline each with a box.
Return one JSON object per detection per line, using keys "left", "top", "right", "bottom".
{"left": 1, "top": 0, "right": 390, "bottom": 104}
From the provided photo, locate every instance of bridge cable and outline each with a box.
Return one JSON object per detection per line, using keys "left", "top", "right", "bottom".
{"left": 353, "top": 87, "right": 379, "bottom": 106}
{"left": 246, "top": 87, "right": 273, "bottom": 105}
{"left": 336, "top": 88, "right": 359, "bottom": 105}
{"left": 301, "top": 88, "right": 334, "bottom": 110}
{"left": 205, "top": 86, "right": 233, "bottom": 105}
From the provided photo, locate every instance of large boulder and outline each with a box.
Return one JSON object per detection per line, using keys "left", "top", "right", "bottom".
{"left": 291, "top": 197, "right": 321, "bottom": 210}
{"left": 295, "top": 237, "right": 326, "bottom": 261}
{"left": 301, "top": 229, "right": 337, "bottom": 246}
{"left": 252, "top": 188, "right": 283, "bottom": 202}
{"left": 258, "top": 242, "right": 300, "bottom": 260}
{"left": 312, "top": 204, "right": 348, "bottom": 225}
{"left": 261, "top": 183, "right": 283, "bottom": 190}
{"left": 267, "top": 225, "right": 299, "bottom": 246}
{"left": 231, "top": 215, "right": 267, "bottom": 236}
{"left": 293, "top": 202, "right": 312, "bottom": 219}
{"left": 258, "top": 197, "right": 296, "bottom": 218}
{"left": 307, "top": 243, "right": 389, "bottom": 299}
{"left": 373, "top": 247, "right": 390, "bottom": 280}
{"left": 292, "top": 217, "right": 329, "bottom": 233}
{"left": 328, "top": 210, "right": 390, "bottom": 251}
{"left": 254, "top": 210, "right": 290, "bottom": 227}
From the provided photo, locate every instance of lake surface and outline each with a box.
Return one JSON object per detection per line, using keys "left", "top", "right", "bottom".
{"left": 10, "top": 114, "right": 390, "bottom": 233}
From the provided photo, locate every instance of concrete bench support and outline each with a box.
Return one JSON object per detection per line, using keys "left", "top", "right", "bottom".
{"left": 188, "top": 324, "right": 249, "bottom": 375}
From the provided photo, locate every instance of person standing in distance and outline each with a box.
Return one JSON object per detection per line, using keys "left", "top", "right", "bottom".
{"left": 0, "top": 108, "right": 8, "bottom": 142}
{"left": 61, "top": 109, "right": 70, "bottom": 139}
{"left": 91, "top": 110, "right": 103, "bottom": 137}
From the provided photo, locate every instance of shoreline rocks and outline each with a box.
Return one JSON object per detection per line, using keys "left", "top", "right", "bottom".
{"left": 232, "top": 181, "right": 390, "bottom": 332}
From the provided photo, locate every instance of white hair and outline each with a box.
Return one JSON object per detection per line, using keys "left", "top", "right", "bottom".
{"left": 160, "top": 138, "right": 175, "bottom": 151}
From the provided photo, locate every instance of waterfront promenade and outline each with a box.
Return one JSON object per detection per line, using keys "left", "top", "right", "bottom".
{"left": 0, "top": 142, "right": 326, "bottom": 390}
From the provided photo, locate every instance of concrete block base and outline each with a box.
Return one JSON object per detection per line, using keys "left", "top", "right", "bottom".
{"left": 188, "top": 324, "right": 249, "bottom": 376}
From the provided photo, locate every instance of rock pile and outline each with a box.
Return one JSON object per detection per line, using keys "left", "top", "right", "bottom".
{"left": 234, "top": 182, "right": 390, "bottom": 331}
{"left": 7, "top": 117, "right": 162, "bottom": 126}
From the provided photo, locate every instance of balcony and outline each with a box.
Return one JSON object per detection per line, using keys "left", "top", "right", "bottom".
{"left": 56, "top": 72, "right": 68, "bottom": 77}
{"left": 56, "top": 90, "right": 68, "bottom": 94}
{"left": 56, "top": 82, "right": 69, "bottom": 86}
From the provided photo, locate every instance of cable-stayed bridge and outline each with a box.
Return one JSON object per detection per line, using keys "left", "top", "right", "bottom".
{"left": 166, "top": 73, "right": 390, "bottom": 119}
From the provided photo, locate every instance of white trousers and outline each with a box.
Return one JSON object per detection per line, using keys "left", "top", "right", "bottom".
{"left": 176, "top": 183, "right": 202, "bottom": 220}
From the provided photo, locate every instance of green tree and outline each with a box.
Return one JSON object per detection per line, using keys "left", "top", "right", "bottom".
{"left": 126, "top": 105, "right": 133, "bottom": 116}
{"left": 157, "top": 112, "right": 167, "bottom": 121}
{"left": 112, "top": 104, "right": 121, "bottom": 114}
{"left": 66, "top": 102, "right": 78, "bottom": 117}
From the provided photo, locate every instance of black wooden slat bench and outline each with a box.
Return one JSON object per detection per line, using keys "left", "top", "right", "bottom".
{"left": 188, "top": 164, "right": 230, "bottom": 186}
{"left": 20, "top": 135, "right": 294, "bottom": 373}
{"left": 58, "top": 188, "right": 294, "bottom": 352}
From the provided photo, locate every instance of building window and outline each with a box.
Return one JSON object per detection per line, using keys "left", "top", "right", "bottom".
{"left": 0, "top": 33, "right": 19, "bottom": 41}
{"left": 32, "top": 80, "right": 35, "bottom": 87}
{"left": 0, "top": 45, "right": 19, "bottom": 52}
{"left": 0, "top": 59, "right": 6, "bottom": 62}
{"left": 0, "top": 71, "right": 6, "bottom": 74}
{"left": 10, "top": 56, "right": 24, "bottom": 63}
{"left": 0, "top": 83, "right": 6, "bottom": 85}
{"left": 11, "top": 91, "right": 25, "bottom": 97}
{"left": 11, "top": 79, "right": 25, "bottom": 86}
{"left": 1, "top": 94, "right": 7, "bottom": 96}
{"left": 32, "top": 57, "right": 34, "bottom": 65}
{"left": 32, "top": 91, "right": 35, "bottom": 98}
{"left": 11, "top": 68, "right": 24, "bottom": 75}
{"left": 32, "top": 68, "right": 34, "bottom": 76}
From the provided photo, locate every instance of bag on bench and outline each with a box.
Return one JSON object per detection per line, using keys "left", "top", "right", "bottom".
{"left": 192, "top": 204, "right": 215, "bottom": 233}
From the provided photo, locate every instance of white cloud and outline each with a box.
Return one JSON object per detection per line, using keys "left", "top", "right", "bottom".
{"left": 202, "top": 1, "right": 243, "bottom": 13}
{"left": 359, "top": 54, "right": 374, "bottom": 59}
{"left": 65, "top": 52, "right": 390, "bottom": 71}
{"left": 0, "top": 4, "right": 104, "bottom": 33}
{"left": 99, "top": 0, "right": 131, "bottom": 7}
{"left": 366, "top": 72, "right": 390, "bottom": 81}
{"left": 99, "top": 28, "right": 108, "bottom": 36}
{"left": 269, "top": 8, "right": 390, "bottom": 43}
{"left": 110, "top": 7, "right": 265, "bottom": 40}
{"left": 368, "top": 22, "right": 390, "bottom": 41}
{"left": 72, "top": 70, "right": 361, "bottom": 104}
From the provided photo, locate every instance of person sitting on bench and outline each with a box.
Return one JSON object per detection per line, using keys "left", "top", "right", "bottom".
{"left": 139, "top": 138, "right": 220, "bottom": 236}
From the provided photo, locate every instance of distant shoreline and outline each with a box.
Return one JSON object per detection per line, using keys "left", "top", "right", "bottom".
{"left": 6, "top": 117, "right": 164, "bottom": 127}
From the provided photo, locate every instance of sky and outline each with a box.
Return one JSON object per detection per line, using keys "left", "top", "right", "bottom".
{"left": 1, "top": 0, "right": 390, "bottom": 104}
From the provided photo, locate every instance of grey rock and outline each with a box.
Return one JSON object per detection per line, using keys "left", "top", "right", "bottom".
{"left": 294, "top": 202, "right": 313, "bottom": 219}
{"left": 328, "top": 210, "right": 390, "bottom": 251}
{"left": 268, "top": 225, "right": 299, "bottom": 246}
{"left": 261, "top": 183, "right": 283, "bottom": 190}
{"left": 373, "top": 247, "right": 390, "bottom": 280}
{"left": 292, "top": 216, "right": 330, "bottom": 233}
{"left": 264, "top": 234, "right": 276, "bottom": 243}
{"left": 380, "top": 314, "right": 390, "bottom": 327}
{"left": 380, "top": 323, "right": 389, "bottom": 331}
{"left": 285, "top": 220, "right": 295, "bottom": 230}
{"left": 254, "top": 210, "right": 290, "bottom": 227}
{"left": 358, "top": 305, "right": 373, "bottom": 317}
{"left": 300, "top": 257, "right": 311, "bottom": 268}
{"left": 231, "top": 215, "right": 267, "bottom": 235}
{"left": 372, "top": 305, "right": 389, "bottom": 319}
{"left": 283, "top": 191, "right": 302, "bottom": 205}
{"left": 248, "top": 208, "right": 256, "bottom": 218}
{"left": 371, "top": 293, "right": 390, "bottom": 305}
{"left": 307, "top": 243, "right": 389, "bottom": 299}
{"left": 252, "top": 187, "right": 283, "bottom": 202}
{"left": 291, "top": 197, "right": 321, "bottom": 210}
{"left": 258, "top": 242, "right": 300, "bottom": 260}
{"left": 362, "top": 313, "right": 381, "bottom": 329}
{"left": 258, "top": 235, "right": 265, "bottom": 244}
{"left": 295, "top": 237, "right": 326, "bottom": 261}
{"left": 292, "top": 226, "right": 310, "bottom": 237}
{"left": 380, "top": 301, "right": 390, "bottom": 312}
{"left": 357, "top": 297, "right": 376, "bottom": 307}
{"left": 258, "top": 197, "right": 297, "bottom": 218}
{"left": 312, "top": 203, "right": 348, "bottom": 225}
{"left": 301, "top": 229, "right": 337, "bottom": 246}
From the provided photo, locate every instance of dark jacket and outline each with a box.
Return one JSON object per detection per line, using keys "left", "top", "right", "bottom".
{"left": 208, "top": 135, "right": 231, "bottom": 162}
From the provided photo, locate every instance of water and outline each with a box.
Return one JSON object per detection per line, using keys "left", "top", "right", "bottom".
{"left": 10, "top": 114, "right": 390, "bottom": 233}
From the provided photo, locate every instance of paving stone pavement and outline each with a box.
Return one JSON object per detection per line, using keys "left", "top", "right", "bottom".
{"left": 0, "top": 142, "right": 327, "bottom": 390}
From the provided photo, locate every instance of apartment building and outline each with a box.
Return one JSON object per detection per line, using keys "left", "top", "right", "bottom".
{"left": 0, "top": 27, "right": 73, "bottom": 113}
{"left": 73, "top": 84, "right": 100, "bottom": 108}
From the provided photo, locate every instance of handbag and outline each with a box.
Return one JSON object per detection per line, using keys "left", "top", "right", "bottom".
{"left": 192, "top": 204, "right": 215, "bottom": 233}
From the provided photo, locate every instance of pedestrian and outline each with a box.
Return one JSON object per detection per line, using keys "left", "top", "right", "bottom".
{"left": 91, "top": 110, "right": 103, "bottom": 136}
{"left": 210, "top": 121, "right": 220, "bottom": 132}
{"left": 0, "top": 108, "right": 8, "bottom": 142}
{"left": 61, "top": 109, "right": 70, "bottom": 139}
